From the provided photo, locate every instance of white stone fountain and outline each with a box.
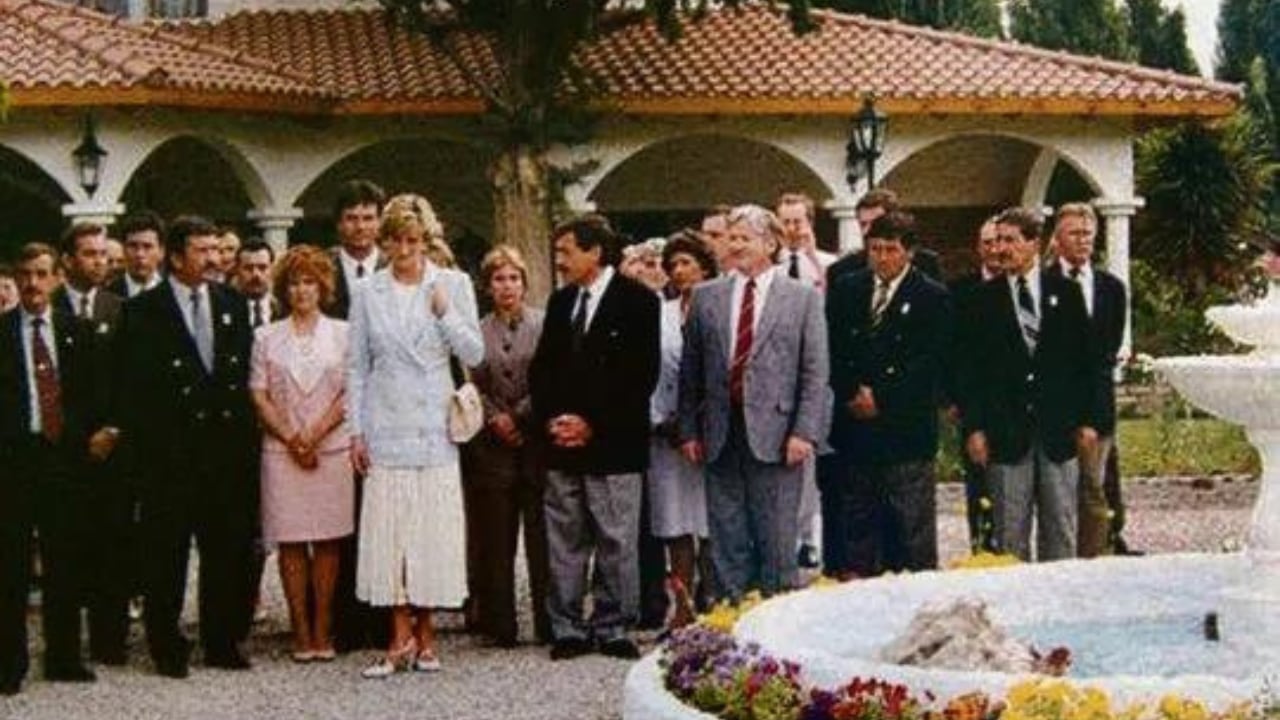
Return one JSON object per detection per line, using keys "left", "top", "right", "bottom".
{"left": 1155, "top": 277, "right": 1280, "bottom": 632}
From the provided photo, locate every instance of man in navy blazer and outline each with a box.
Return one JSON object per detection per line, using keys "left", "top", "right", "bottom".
{"left": 827, "top": 212, "right": 951, "bottom": 575}
{"left": 1047, "top": 203, "right": 1128, "bottom": 557}
{"left": 0, "top": 243, "right": 116, "bottom": 694}
{"left": 113, "top": 216, "right": 258, "bottom": 677}
{"left": 965, "top": 207, "right": 1101, "bottom": 562}
{"left": 679, "top": 204, "right": 829, "bottom": 601}
{"left": 529, "top": 215, "right": 660, "bottom": 661}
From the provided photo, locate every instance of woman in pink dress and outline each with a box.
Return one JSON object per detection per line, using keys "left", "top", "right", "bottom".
{"left": 249, "top": 245, "right": 353, "bottom": 662}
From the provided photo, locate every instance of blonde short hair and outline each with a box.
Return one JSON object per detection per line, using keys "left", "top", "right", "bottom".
{"left": 480, "top": 244, "right": 529, "bottom": 289}
{"left": 1055, "top": 202, "right": 1097, "bottom": 229}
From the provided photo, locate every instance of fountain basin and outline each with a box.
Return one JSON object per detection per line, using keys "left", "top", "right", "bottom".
{"left": 1153, "top": 356, "right": 1280, "bottom": 429}
{"left": 732, "top": 555, "right": 1273, "bottom": 709}
{"left": 1205, "top": 288, "right": 1280, "bottom": 354}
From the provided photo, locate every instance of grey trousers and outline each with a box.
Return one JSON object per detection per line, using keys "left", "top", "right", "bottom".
{"left": 989, "top": 445, "right": 1078, "bottom": 562}
{"left": 543, "top": 470, "right": 641, "bottom": 643}
{"left": 706, "top": 419, "right": 803, "bottom": 601}
{"left": 797, "top": 455, "right": 820, "bottom": 547}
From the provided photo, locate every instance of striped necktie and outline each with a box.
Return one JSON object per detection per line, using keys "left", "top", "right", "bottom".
{"left": 1016, "top": 275, "right": 1039, "bottom": 353}
{"left": 729, "top": 279, "right": 756, "bottom": 406}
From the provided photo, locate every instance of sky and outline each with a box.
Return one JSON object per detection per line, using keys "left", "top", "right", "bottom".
{"left": 1168, "top": 0, "right": 1221, "bottom": 76}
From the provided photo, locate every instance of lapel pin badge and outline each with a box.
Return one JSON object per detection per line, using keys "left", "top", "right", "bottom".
{"left": 1049, "top": 295, "right": 1059, "bottom": 308}
{"left": 221, "top": 313, "right": 232, "bottom": 326}
{"left": 900, "top": 302, "right": 911, "bottom": 315}
{"left": 172, "top": 358, "right": 182, "bottom": 368}
{"left": 97, "top": 322, "right": 109, "bottom": 334}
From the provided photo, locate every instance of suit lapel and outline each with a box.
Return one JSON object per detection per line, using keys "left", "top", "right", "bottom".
{"left": 994, "top": 279, "right": 1031, "bottom": 361}
{"left": 751, "top": 277, "right": 787, "bottom": 356}
{"left": 5, "top": 312, "right": 32, "bottom": 432}
{"left": 878, "top": 269, "right": 919, "bottom": 331}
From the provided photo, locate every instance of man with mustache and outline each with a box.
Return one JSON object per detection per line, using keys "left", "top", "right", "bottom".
{"left": 113, "top": 216, "right": 258, "bottom": 677}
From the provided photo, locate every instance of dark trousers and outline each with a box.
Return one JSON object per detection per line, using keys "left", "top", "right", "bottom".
{"left": 637, "top": 480, "right": 668, "bottom": 629}
{"left": 961, "top": 455, "right": 997, "bottom": 553}
{"left": 332, "top": 475, "right": 388, "bottom": 652}
{"left": 140, "top": 485, "right": 254, "bottom": 662}
{"left": 1, "top": 439, "right": 92, "bottom": 679}
{"left": 0, "top": 481, "right": 31, "bottom": 688}
{"left": 84, "top": 466, "right": 134, "bottom": 660}
{"left": 817, "top": 451, "right": 847, "bottom": 574}
{"left": 838, "top": 460, "right": 938, "bottom": 576}
{"left": 462, "top": 439, "right": 551, "bottom": 644}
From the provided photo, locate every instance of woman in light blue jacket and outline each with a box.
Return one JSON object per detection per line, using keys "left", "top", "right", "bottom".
{"left": 346, "top": 194, "right": 483, "bottom": 678}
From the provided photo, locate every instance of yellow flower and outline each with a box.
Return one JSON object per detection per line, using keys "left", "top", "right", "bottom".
{"left": 948, "top": 552, "right": 1021, "bottom": 570}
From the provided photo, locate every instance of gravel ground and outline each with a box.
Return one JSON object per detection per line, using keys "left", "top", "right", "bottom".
{"left": 0, "top": 477, "right": 1259, "bottom": 720}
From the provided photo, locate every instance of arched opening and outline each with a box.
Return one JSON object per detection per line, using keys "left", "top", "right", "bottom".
{"left": 294, "top": 139, "right": 494, "bottom": 271}
{"left": 881, "top": 134, "right": 1098, "bottom": 278}
{"left": 589, "top": 134, "right": 836, "bottom": 249}
{"left": 0, "top": 145, "right": 73, "bottom": 259}
{"left": 119, "top": 136, "right": 257, "bottom": 236}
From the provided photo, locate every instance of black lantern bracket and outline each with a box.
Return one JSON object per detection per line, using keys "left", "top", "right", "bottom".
{"left": 845, "top": 95, "right": 888, "bottom": 192}
{"left": 73, "top": 114, "right": 108, "bottom": 199}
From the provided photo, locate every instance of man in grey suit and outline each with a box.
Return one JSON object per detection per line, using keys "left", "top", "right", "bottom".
{"left": 679, "top": 204, "right": 829, "bottom": 600}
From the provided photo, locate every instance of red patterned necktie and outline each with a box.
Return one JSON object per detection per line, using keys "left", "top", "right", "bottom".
{"left": 31, "top": 317, "right": 63, "bottom": 443}
{"left": 729, "top": 279, "right": 756, "bottom": 406}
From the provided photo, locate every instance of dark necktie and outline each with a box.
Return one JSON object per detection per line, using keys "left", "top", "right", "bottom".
{"left": 31, "top": 317, "right": 63, "bottom": 443}
{"left": 729, "top": 278, "right": 756, "bottom": 406}
{"left": 788, "top": 252, "right": 800, "bottom": 279}
{"left": 251, "top": 299, "right": 264, "bottom": 328}
{"left": 191, "top": 290, "right": 214, "bottom": 372}
{"left": 1016, "top": 275, "right": 1039, "bottom": 352}
{"left": 871, "top": 278, "right": 890, "bottom": 328}
{"left": 1069, "top": 267, "right": 1081, "bottom": 281}
{"left": 79, "top": 293, "right": 91, "bottom": 319}
{"left": 571, "top": 289, "right": 591, "bottom": 350}
{"left": 356, "top": 263, "right": 366, "bottom": 279}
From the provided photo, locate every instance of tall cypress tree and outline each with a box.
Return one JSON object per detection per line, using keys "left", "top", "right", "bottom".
{"left": 1215, "top": 0, "right": 1259, "bottom": 83}
{"left": 1126, "top": 0, "right": 1198, "bottom": 75}
{"left": 1008, "top": 0, "right": 1131, "bottom": 61}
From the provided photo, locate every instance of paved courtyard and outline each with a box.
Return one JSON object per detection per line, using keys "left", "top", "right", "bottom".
{"left": 0, "top": 477, "right": 1258, "bottom": 720}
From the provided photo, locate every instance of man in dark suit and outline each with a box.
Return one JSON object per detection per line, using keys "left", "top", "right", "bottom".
{"left": 1047, "top": 203, "right": 1128, "bottom": 558}
{"left": 328, "top": 179, "right": 386, "bottom": 321}
{"left": 107, "top": 211, "right": 166, "bottom": 299}
{"left": 53, "top": 222, "right": 123, "bottom": 325}
{"left": 323, "top": 179, "right": 389, "bottom": 652}
{"left": 0, "top": 243, "right": 116, "bottom": 694}
{"left": 826, "top": 189, "right": 943, "bottom": 287}
{"left": 53, "top": 222, "right": 134, "bottom": 665}
{"left": 113, "top": 216, "right": 258, "bottom": 677}
{"left": 679, "top": 205, "right": 829, "bottom": 600}
{"left": 827, "top": 212, "right": 951, "bottom": 575}
{"left": 965, "top": 207, "right": 1102, "bottom": 562}
{"left": 234, "top": 239, "right": 278, "bottom": 328}
{"left": 529, "top": 215, "right": 660, "bottom": 661}
{"left": 947, "top": 217, "right": 1003, "bottom": 552}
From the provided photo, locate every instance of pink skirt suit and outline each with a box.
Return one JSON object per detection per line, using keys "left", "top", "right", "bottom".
{"left": 250, "top": 316, "right": 355, "bottom": 543}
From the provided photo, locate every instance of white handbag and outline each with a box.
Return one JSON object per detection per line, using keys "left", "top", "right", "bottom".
{"left": 448, "top": 368, "right": 484, "bottom": 443}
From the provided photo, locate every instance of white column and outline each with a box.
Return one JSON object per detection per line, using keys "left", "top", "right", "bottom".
{"left": 1094, "top": 197, "right": 1144, "bottom": 362}
{"left": 826, "top": 202, "right": 862, "bottom": 255}
{"left": 247, "top": 207, "right": 304, "bottom": 257}
{"left": 62, "top": 201, "right": 125, "bottom": 228}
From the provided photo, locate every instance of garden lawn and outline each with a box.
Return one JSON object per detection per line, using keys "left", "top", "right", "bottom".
{"left": 1117, "top": 417, "right": 1260, "bottom": 478}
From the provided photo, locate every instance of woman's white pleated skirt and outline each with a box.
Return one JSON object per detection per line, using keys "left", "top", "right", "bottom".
{"left": 356, "top": 463, "right": 468, "bottom": 608}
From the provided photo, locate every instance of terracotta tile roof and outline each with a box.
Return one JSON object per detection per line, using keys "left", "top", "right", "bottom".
{"left": 171, "top": 3, "right": 1240, "bottom": 116}
{"left": 0, "top": 0, "right": 329, "bottom": 110}
{"left": 3, "top": 0, "right": 1240, "bottom": 116}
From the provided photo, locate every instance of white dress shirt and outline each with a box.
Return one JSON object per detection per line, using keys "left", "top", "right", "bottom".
{"left": 247, "top": 295, "right": 274, "bottom": 326}
{"left": 125, "top": 273, "right": 161, "bottom": 298}
{"left": 776, "top": 246, "right": 836, "bottom": 289}
{"left": 1059, "top": 258, "right": 1095, "bottom": 317}
{"left": 729, "top": 265, "right": 777, "bottom": 342}
{"left": 339, "top": 247, "right": 381, "bottom": 289}
{"left": 63, "top": 285, "right": 97, "bottom": 318}
{"left": 573, "top": 264, "right": 615, "bottom": 332}
{"left": 1007, "top": 259, "right": 1043, "bottom": 315}
{"left": 19, "top": 306, "right": 57, "bottom": 434}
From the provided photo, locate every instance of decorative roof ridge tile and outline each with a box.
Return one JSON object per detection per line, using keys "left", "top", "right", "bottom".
{"left": 806, "top": 4, "right": 1241, "bottom": 97}
{"left": 142, "top": 16, "right": 320, "bottom": 88}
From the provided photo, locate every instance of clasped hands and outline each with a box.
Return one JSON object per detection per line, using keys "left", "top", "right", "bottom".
{"left": 287, "top": 427, "right": 321, "bottom": 470}
{"left": 548, "top": 414, "right": 591, "bottom": 448}
{"left": 490, "top": 412, "right": 524, "bottom": 448}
